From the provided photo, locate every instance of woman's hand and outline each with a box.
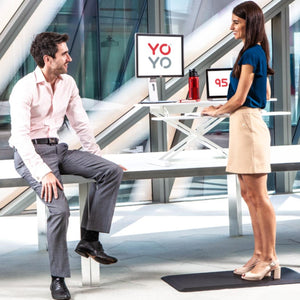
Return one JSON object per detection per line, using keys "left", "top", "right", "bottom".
{"left": 201, "top": 105, "right": 222, "bottom": 117}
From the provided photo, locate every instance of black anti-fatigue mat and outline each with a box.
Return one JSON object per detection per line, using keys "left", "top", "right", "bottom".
{"left": 162, "top": 267, "right": 300, "bottom": 292}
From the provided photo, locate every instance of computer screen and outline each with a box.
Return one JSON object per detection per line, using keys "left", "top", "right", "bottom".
{"left": 206, "top": 68, "right": 232, "bottom": 99}
{"left": 135, "top": 33, "right": 184, "bottom": 78}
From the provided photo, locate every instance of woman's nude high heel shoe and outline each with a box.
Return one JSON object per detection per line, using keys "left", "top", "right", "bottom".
{"left": 233, "top": 262, "right": 257, "bottom": 275}
{"left": 242, "top": 261, "right": 281, "bottom": 281}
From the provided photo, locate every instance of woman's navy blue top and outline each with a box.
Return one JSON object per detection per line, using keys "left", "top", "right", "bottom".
{"left": 227, "top": 44, "right": 267, "bottom": 109}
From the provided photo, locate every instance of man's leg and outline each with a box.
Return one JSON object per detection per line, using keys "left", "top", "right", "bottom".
{"left": 59, "top": 148, "right": 123, "bottom": 263}
{"left": 14, "top": 144, "right": 71, "bottom": 299}
{"left": 14, "top": 146, "right": 71, "bottom": 277}
{"left": 60, "top": 149, "right": 123, "bottom": 232}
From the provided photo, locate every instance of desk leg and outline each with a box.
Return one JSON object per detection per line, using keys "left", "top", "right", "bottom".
{"left": 79, "top": 183, "right": 100, "bottom": 286}
{"left": 150, "top": 114, "right": 171, "bottom": 202}
{"left": 152, "top": 178, "right": 172, "bottom": 203}
{"left": 227, "top": 174, "right": 243, "bottom": 236}
{"left": 37, "top": 195, "right": 48, "bottom": 251}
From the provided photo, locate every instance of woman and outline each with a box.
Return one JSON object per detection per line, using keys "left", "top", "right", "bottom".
{"left": 202, "top": 1, "right": 280, "bottom": 281}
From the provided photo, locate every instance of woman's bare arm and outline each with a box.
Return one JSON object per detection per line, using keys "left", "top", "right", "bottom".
{"left": 202, "top": 64, "right": 254, "bottom": 117}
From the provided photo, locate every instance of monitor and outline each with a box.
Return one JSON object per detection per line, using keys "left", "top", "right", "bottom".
{"left": 206, "top": 68, "right": 232, "bottom": 99}
{"left": 135, "top": 33, "right": 184, "bottom": 78}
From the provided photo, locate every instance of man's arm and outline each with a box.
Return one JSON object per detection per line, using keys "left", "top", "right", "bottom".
{"left": 65, "top": 80, "right": 101, "bottom": 156}
{"left": 9, "top": 80, "right": 63, "bottom": 202}
{"left": 9, "top": 80, "right": 53, "bottom": 181}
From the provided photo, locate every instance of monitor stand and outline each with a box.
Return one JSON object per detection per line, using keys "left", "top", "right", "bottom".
{"left": 148, "top": 77, "right": 158, "bottom": 101}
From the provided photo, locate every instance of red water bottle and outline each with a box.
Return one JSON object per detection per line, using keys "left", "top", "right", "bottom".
{"left": 188, "top": 69, "right": 200, "bottom": 100}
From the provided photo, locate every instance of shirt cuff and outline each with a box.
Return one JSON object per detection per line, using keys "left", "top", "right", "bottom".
{"left": 33, "top": 164, "right": 52, "bottom": 182}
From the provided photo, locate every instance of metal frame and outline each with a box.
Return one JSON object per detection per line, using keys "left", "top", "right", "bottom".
{"left": 272, "top": 3, "right": 294, "bottom": 193}
{"left": 147, "top": 0, "right": 173, "bottom": 203}
{"left": 0, "top": 0, "right": 42, "bottom": 59}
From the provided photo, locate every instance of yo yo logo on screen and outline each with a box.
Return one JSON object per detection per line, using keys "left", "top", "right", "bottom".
{"left": 135, "top": 34, "right": 184, "bottom": 77}
{"left": 148, "top": 43, "right": 172, "bottom": 69}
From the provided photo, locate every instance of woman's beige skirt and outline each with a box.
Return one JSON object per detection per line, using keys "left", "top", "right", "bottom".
{"left": 226, "top": 106, "right": 271, "bottom": 174}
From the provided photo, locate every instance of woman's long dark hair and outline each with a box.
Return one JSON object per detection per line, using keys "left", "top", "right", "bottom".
{"left": 232, "top": 1, "right": 274, "bottom": 78}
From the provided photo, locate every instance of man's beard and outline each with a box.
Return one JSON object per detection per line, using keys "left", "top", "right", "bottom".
{"left": 55, "top": 65, "right": 68, "bottom": 75}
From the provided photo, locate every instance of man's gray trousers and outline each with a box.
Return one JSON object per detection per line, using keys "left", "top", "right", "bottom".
{"left": 14, "top": 143, "right": 123, "bottom": 277}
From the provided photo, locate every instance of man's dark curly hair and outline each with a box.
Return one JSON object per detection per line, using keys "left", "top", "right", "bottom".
{"left": 30, "top": 32, "right": 69, "bottom": 68}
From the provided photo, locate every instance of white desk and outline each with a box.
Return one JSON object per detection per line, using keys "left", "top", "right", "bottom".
{"left": 1, "top": 145, "right": 300, "bottom": 286}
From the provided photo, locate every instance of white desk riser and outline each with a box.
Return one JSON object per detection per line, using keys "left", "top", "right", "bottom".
{"left": 138, "top": 98, "right": 288, "bottom": 162}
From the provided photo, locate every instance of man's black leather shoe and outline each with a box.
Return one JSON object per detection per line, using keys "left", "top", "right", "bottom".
{"left": 50, "top": 277, "right": 71, "bottom": 300}
{"left": 75, "top": 240, "right": 118, "bottom": 264}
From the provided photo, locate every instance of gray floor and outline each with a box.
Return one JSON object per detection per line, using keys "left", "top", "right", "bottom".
{"left": 1, "top": 193, "right": 300, "bottom": 300}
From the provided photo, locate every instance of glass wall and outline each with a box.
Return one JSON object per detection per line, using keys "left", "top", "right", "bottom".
{"left": 0, "top": 0, "right": 148, "bottom": 102}
{"left": 290, "top": 0, "right": 300, "bottom": 189}
{"left": 0, "top": 0, "right": 298, "bottom": 211}
{"left": 164, "top": 0, "right": 233, "bottom": 200}
{"left": 0, "top": 0, "right": 148, "bottom": 154}
{"left": 290, "top": 0, "right": 300, "bottom": 127}
{"left": 0, "top": 0, "right": 149, "bottom": 210}
{"left": 165, "top": 0, "right": 234, "bottom": 35}
{"left": 164, "top": 1, "right": 276, "bottom": 199}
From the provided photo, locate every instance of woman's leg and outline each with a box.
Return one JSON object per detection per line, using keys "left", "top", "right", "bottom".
{"left": 237, "top": 174, "right": 262, "bottom": 266}
{"left": 240, "top": 173, "right": 278, "bottom": 274}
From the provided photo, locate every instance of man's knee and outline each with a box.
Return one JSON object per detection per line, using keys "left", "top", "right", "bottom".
{"left": 47, "top": 208, "right": 70, "bottom": 232}
{"left": 96, "top": 162, "right": 123, "bottom": 183}
{"left": 113, "top": 164, "right": 124, "bottom": 179}
{"left": 107, "top": 163, "right": 123, "bottom": 184}
{"left": 46, "top": 196, "right": 70, "bottom": 220}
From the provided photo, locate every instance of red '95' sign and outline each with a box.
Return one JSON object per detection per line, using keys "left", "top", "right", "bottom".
{"left": 206, "top": 68, "right": 231, "bottom": 98}
{"left": 215, "top": 78, "right": 228, "bottom": 87}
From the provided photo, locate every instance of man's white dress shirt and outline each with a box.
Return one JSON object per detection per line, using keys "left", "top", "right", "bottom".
{"left": 9, "top": 67, "right": 101, "bottom": 182}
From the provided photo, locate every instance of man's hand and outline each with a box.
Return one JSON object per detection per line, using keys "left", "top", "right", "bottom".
{"left": 119, "top": 164, "right": 127, "bottom": 171}
{"left": 41, "top": 172, "right": 63, "bottom": 203}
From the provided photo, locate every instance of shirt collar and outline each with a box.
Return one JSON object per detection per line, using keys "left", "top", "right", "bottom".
{"left": 34, "top": 66, "right": 63, "bottom": 84}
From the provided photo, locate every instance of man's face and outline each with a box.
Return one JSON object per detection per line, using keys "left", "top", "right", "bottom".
{"left": 49, "top": 42, "right": 72, "bottom": 76}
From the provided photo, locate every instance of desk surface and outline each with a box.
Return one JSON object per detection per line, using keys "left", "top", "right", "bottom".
{"left": 138, "top": 100, "right": 226, "bottom": 114}
{"left": 137, "top": 98, "right": 278, "bottom": 115}
{"left": 108, "top": 145, "right": 300, "bottom": 178}
{"left": 151, "top": 111, "right": 290, "bottom": 121}
{"left": 138, "top": 98, "right": 277, "bottom": 107}
{"left": 1, "top": 145, "right": 300, "bottom": 185}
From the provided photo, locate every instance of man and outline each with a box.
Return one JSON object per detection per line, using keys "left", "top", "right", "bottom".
{"left": 9, "top": 32, "right": 124, "bottom": 300}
